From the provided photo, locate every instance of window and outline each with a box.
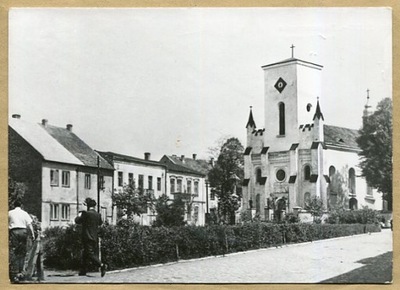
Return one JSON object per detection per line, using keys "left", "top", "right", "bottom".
{"left": 62, "top": 171, "right": 70, "bottom": 187}
{"left": 138, "top": 175, "right": 144, "bottom": 189}
{"left": 187, "top": 180, "right": 192, "bottom": 194}
{"left": 367, "top": 185, "right": 373, "bottom": 196}
{"left": 170, "top": 178, "right": 176, "bottom": 193}
{"left": 177, "top": 179, "right": 182, "bottom": 193}
{"left": 128, "top": 173, "right": 134, "bottom": 185}
{"left": 99, "top": 175, "right": 105, "bottom": 190}
{"left": 194, "top": 181, "right": 199, "bottom": 196}
{"left": 279, "top": 102, "right": 285, "bottom": 136}
{"left": 50, "top": 169, "right": 59, "bottom": 186}
{"left": 118, "top": 171, "right": 123, "bottom": 186}
{"left": 329, "top": 166, "right": 336, "bottom": 177}
{"left": 276, "top": 169, "right": 286, "bottom": 182}
{"left": 157, "top": 177, "right": 162, "bottom": 191}
{"left": 84, "top": 174, "right": 91, "bottom": 189}
{"left": 349, "top": 168, "right": 356, "bottom": 194}
{"left": 193, "top": 206, "right": 199, "bottom": 222}
{"left": 61, "top": 204, "right": 70, "bottom": 220}
{"left": 101, "top": 207, "right": 107, "bottom": 221}
{"left": 148, "top": 176, "right": 153, "bottom": 190}
{"left": 50, "top": 204, "right": 59, "bottom": 220}
{"left": 304, "top": 165, "right": 311, "bottom": 181}
{"left": 256, "top": 168, "right": 262, "bottom": 184}
{"left": 210, "top": 190, "right": 215, "bottom": 200}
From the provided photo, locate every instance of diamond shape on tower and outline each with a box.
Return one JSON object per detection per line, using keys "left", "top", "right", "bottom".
{"left": 274, "top": 77, "right": 287, "bottom": 93}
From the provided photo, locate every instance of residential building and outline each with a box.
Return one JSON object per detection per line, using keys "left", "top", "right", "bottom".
{"left": 97, "top": 151, "right": 166, "bottom": 225}
{"left": 9, "top": 116, "right": 114, "bottom": 229}
{"left": 160, "top": 155, "right": 207, "bottom": 226}
{"left": 243, "top": 53, "right": 383, "bottom": 221}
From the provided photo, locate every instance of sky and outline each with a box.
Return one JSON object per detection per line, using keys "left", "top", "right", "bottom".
{"left": 8, "top": 8, "right": 392, "bottom": 161}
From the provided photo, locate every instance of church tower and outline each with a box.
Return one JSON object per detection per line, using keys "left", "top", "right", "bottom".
{"left": 262, "top": 46, "right": 323, "bottom": 151}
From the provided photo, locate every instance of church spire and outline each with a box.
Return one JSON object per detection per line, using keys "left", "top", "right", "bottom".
{"left": 313, "top": 98, "right": 324, "bottom": 121}
{"left": 363, "top": 89, "right": 372, "bottom": 118}
{"left": 246, "top": 106, "right": 256, "bottom": 128}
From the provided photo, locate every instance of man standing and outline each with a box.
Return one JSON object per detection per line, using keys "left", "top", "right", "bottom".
{"left": 75, "top": 197, "right": 106, "bottom": 277}
{"left": 9, "top": 199, "right": 35, "bottom": 282}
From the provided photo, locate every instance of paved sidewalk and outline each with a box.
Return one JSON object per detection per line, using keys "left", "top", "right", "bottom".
{"left": 42, "top": 229, "right": 392, "bottom": 284}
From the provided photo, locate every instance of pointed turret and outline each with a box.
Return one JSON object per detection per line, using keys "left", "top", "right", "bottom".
{"left": 313, "top": 99, "right": 324, "bottom": 121}
{"left": 363, "top": 89, "right": 372, "bottom": 119}
{"left": 246, "top": 106, "right": 256, "bottom": 129}
{"left": 313, "top": 98, "right": 324, "bottom": 142}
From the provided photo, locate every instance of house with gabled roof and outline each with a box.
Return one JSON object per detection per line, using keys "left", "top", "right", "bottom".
{"left": 9, "top": 115, "right": 115, "bottom": 228}
{"left": 243, "top": 53, "right": 383, "bottom": 221}
{"left": 160, "top": 154, "right": 207, "bottom": 226}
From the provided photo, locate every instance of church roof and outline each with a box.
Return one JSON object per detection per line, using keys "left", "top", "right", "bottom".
{"left": 261, "top": 58, "right": 323, "bottom": 69}
{"left": 323, "top": 125, "right": 360, "bottom": 151}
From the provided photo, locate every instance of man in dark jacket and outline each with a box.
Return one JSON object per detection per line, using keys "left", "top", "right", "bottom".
{"left": 75, "top": 198, "right": 106, "bottom": 277}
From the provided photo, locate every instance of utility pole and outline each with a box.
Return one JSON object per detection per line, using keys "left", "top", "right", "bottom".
{"left": 97, "top": 156, "right": 100, "bottom": 213}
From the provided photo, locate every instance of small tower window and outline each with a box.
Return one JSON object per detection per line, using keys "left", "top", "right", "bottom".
{"left": 276, "top": 169, "right": 286, "bottom": 182}
{"left": 256, "top": 168, "right": 262, "bottom": 184}
{"left": 304, "top": 165, "right": 311, "bottom": 181}
{"left": 279, "top": 102, "right": 285, "bottom": 136}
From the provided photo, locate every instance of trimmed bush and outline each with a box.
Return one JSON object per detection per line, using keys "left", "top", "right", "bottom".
{"left": 42, "top": 222, "right": 381, "bottom": 271}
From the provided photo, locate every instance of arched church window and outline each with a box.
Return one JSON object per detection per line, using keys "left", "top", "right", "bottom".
{"left": 329, "top": 166, "right": 336, "bottom": 177}
{"left": 304, "top": 165, "right": 311, "bottom": 181}
{"left": 256, "top": 168, "right": 262, "bottom": 184}
{"left": 349, "top": 168, "right": 356, "bottom": 194}
{"left": 278, "top": 102, "right": 285, "bottom": 136}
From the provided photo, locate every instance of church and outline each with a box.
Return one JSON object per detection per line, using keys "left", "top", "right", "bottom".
{"left": 242, "top": 48, "right": 383, "bottom": 221}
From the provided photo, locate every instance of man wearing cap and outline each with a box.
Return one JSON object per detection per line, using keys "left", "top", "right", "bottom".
{"left": 75, "top": 197, "right": 106, "bottom": 277}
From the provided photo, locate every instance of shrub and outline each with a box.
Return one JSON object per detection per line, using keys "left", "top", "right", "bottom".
{"left": 42, "top": 221, "right": 381, "bottom": 271}
{"left": 326, "top": 207, "right": 381, "bottom": 225}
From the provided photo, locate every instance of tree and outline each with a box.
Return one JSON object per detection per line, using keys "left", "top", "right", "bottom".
{"left": 304, "top": 196, "right": 325, "bottom": 223}
{"left": 208, "top": 137, "right": 244, "bottom": 224}
{"left": 357, "top": 98, "right": 392, "bottom": 210}
{"left": 153, "top": 194, "right": 186, "bottom": 227}
{"left": 112, "top": 180, "right": 155, "bottom": 220}
{"left": 8, "top": 178, "right": 27, "bottom": 209}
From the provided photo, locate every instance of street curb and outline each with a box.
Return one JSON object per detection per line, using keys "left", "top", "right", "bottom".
{"left": 105, "top": 230, "right": 386, "bottom": 275}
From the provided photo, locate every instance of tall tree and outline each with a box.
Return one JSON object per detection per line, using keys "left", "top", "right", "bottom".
{"left": 153, "top": 194, "right": 186, "bottom": 227}
{"left": 357, "top": 98, "right": 392, "bottom": 210}
{"left": 112, "top": 180, "right": 155, "bottom": 219}
{"left": 208, "top": 137, "right": 244, "bottom": 224}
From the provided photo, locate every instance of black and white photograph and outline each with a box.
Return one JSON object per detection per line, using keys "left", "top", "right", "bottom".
{"left": 7, "top": 7, "right": 392, "bottom": 284}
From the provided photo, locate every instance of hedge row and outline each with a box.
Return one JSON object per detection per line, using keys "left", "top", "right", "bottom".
{"left": 43, "top": 221, "right": 381, "bottom": 271}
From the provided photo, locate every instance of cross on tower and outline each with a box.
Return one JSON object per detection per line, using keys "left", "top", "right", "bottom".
{"left": 367, "top": 89, "right": 370, "bottom": 100}
{"left": 290, "top": 44, "right": 295, "bottom": 58}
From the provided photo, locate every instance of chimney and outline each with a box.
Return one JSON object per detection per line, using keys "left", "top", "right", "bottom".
{"left": 42, "top": 119, "right": 48, "bottom": 126}
{"left": 12, "top": 114, "right": 21, "bottom": 119}
{"left": 192, "top": 154, "right": 197, "bottom": 160}
{"left": 66, "top": 124, "right": 73, "bottom": 132}
{"left": 144, "top": 152, "right": 151, "bottom": 160}
{"left": 180, "top": 155, "right": 185, "bottom": 162}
